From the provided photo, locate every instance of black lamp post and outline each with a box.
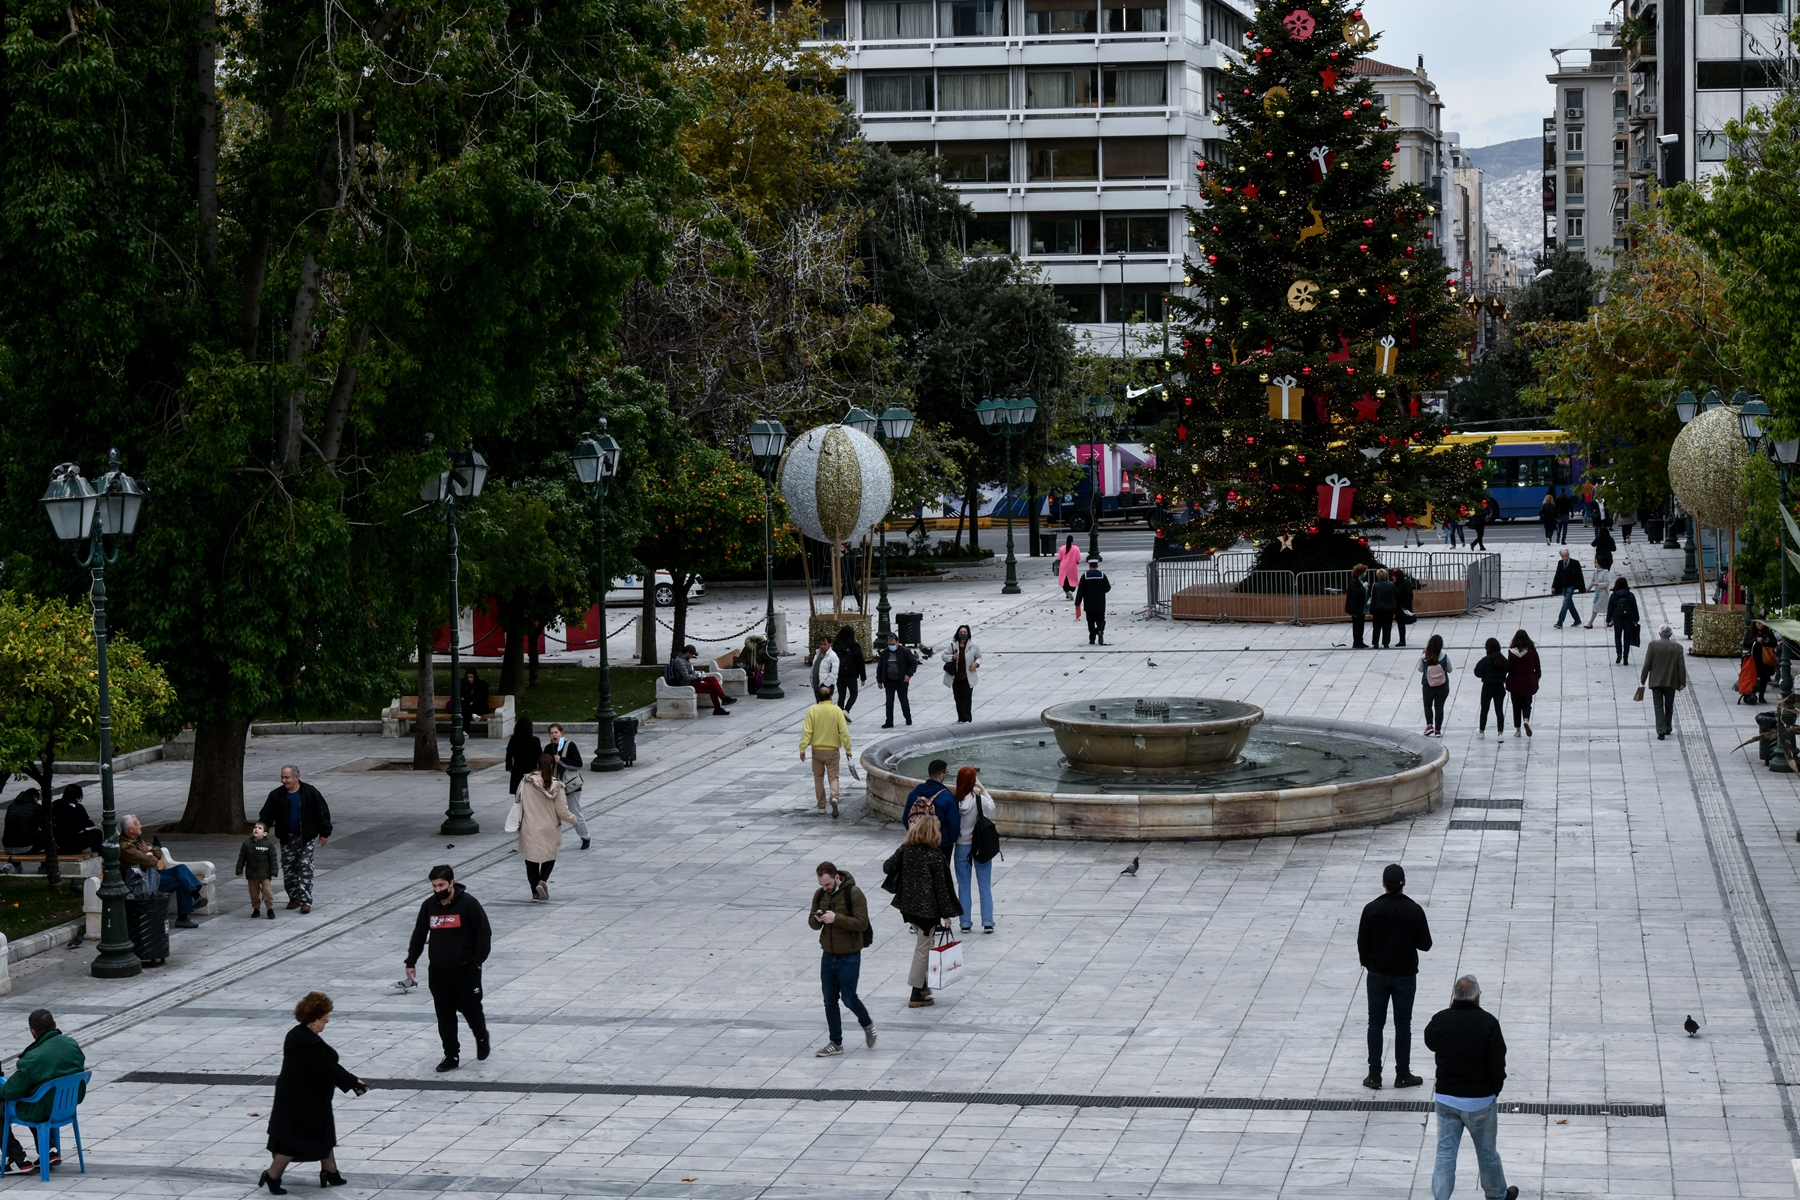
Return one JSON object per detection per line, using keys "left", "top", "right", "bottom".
{"left": 1675, "top": 390, "right": 1700, "bottom": 581}
{"left": 573, "top": 425, "right": 625, "bottom": 772}
{"left": 40, "top": 451, "right": 146, "bottom": 979}
{"left": 748, "top": 419, "right": 788, "bottom": 699}
{"left": 978, "top": 397, "right": 1038, "bottom": 595}
{"left": 1079, "top": 394, "right": 1116, "bottom": 561}
{"left": 420, "top": 444, "right": 487, "bottom": 835}
{"left": 845, "top": 406, "right": 916, "bottom": 642}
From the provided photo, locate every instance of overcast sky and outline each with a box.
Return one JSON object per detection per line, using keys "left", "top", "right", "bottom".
{"left": 1361, "top": 0, "right": 1614, "bottom": 147}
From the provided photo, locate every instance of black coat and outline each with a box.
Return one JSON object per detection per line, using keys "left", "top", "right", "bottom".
{"left": 1074, "top": 570, "right": 1111, "bottom": 615}
{"left": 835, "top": 637, "right": 867, "bottom": 684}
{"left": 876, "top": 644, "right": 919, "bottom": 684}
{"left": 258, "top": 783, "right": 333, "bottom": 842}
{"left": 1608, "top": 588, "right": 1641, "bottom": 628}
{"left": 1550, "top": 559, "right": 1585, "bottom": 593}
{"left": 1424, "top": 1000, "right": 1508, "bottom": 1099}
{"left": 505, "top": 732, "right": 543, "bottom": 779}
{"left": 1368, "top": 580, "right": 1398, "bottom": 613}
{"left": 51, "top": 797, "right": 94, "bottom": 851}
{"left": 1356, "top": 890, "right": 1432, "bottom": 977}
{"left": 1345, "top": 575, "right": 1367, "bottom": 617}
{"left": 266, "top": 1024, "right": 361, "bottom": 1161}
{"left": 1, "top": 796, "right": 42, "bottom": 853}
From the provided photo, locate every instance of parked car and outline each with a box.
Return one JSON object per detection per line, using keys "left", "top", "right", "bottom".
{"left": 606, "top": 570, "right": 706, "bottom": 608}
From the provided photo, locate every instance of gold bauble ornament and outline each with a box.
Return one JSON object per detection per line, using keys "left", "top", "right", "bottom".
{"left": 1286, "top": 279, "right": 1319, "bottom": 311}
{"left": 1668, "top": 405, "right": 1750, "bottom": 527}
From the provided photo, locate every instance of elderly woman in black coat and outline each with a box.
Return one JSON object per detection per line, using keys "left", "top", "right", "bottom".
{"left": 260, "top": 992, "right": 366, "bottom": 1194}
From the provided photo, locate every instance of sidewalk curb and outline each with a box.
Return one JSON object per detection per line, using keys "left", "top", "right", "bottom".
{"left": 7, "top": 919, "right": 84, "bottom": 964}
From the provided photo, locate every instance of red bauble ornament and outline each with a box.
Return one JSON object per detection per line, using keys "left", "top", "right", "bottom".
{"left": 1301, "top": 366, "right": 1313, "bottom": 376}
{"left": 1211, "top": 363, "right": 1223, "bottom": 375}
{"left": 1207, "top": 254, "right": 1218, "bottom": 263}
{"left": 1381, "top": 159, "right": 1393, "bottom": 170}
{"left": 1342, "top": 109, "right": 1354, "bottom": 119}
{"left": 1404, "top": 246, "right": 1415, "bottom": 257}
{"left": 1363, "top": 218, "right": 1374, "bottom": 227}
{"left": 1358, "top": 244, "right": 1369, "bottom": 252}
{"left": 1308, "top": 524, "right": 1319, "bottom": 536}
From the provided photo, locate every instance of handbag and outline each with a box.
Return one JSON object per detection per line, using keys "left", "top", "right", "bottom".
{"left": 1761, "top": 644, "right": 1780, "bottom": 669}
{"left": 559, "top": 767, "right": 585, "bottom": 795}
{"left": 504, "top": 796, "right": 522, "bottom": 833}
{"left": 1398, "top": 609, "right": 1416, "bottom": 626}
{"left": 926, "top": 926, "right": 964, "bottom": 989}
{"left": 1633, "top": 686, "right": 1646, "bottom": 702}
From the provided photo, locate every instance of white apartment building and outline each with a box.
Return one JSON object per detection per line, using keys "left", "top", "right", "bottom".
{"left": 1545, "top": 21, "right": 1625, "bottom": 267}
{"left": 811, "top": 0, "right": 1254, "bottom": 356}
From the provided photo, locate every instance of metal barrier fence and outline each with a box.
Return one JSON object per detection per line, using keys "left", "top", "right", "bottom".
{"left": 1146, "top": 552, "right": 1503, "bottom": 622}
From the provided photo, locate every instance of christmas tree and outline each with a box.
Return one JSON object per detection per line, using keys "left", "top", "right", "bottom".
{"left": 1151, "top": 0, "right": 1486, "bottom": 570}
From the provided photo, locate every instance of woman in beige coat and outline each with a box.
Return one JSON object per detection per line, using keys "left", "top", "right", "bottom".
{"left": 516, "top": 753, "right": 577, "bottom": 902}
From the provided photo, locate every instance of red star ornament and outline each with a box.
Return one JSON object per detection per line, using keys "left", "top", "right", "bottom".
{"left": 1319, "top": 66, "right": 1339, "bottom": 90}
{"left": 1242, "top": 183, "right": 1260, "bottom": 200}
{"left": 1353, "top": 393, "right": 1381, "bottom": 421}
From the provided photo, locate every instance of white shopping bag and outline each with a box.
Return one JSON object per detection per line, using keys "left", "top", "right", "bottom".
{"left": 504, "top": 798, "right": 522, "bottom": 833}
{"left": 927, "top": 930, "right": 964, "bottom": 989}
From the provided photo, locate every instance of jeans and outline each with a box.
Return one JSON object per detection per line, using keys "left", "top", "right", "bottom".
{"left": 1365, "top": 972, "right": 1417, "bottom": 1074}
{"left": 1652, "top": 686, "right": 1676, "bottom": 735}
{"left": 954, "top": 844, "right": 993, "bottom": 929}
{"left": 1511, "top": 693, "right": 1533, "bottom": 730}
{"left": 820, "top": 951, "right": 873, "bottom": 1044}
{"left": 1556, "top": 516, "right": 1570, "bottom": 543}
{"left": 1479, "top": 687, "right": 1505, "bottom": 732}
{"left": 1615, "top": 622, "right": 1634, "bottom": 664}
{"left": 1422, "top": 683, "right": 1448, "bottom": 730}
{"left": 1555, "top": 587, "right": 1580, "bottom": 626}
{"left": 883, "top": 680, "right": 911, "bottom": 725}
{"left": 1432, "top": 1100, "right": 1509, "bottom": 1200}
{"left": 839, "top": 675, "right": 859, "bottom": 714}
{"left": 158, "top": 863, "right": 202, "bottom": 916}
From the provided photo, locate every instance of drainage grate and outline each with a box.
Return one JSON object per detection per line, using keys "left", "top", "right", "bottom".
{"left": 1452, "top": 798, "right": 1525, "bottom": 810}
{"left": 115, "top": 1072, "right": 1663, "bottom": 1116}
{"left": 1448, "top": 820, "right": 1520, "bottom": 832}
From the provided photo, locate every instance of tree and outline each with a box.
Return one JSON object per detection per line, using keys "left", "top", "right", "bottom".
{"left": 1447, "top": 341, "right": 1539, "bottom": 425}
{"left": 1512, "top": 248, "right": 1599, "bottom": 323}
{"left": 1149, "top": 0, "right": 1482, "bottom": 568}
{"left": 0, "top": 593, "right": 177, "bottom": 886}
{"left": 460, "top": 482, "right": 592, "bottom": 696}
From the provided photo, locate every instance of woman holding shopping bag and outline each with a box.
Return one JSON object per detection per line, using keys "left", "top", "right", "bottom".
{"left": 953, "top": 767, "right": 998, "bottom": 934}
{"left": 516, "top": 753, "right": 578, "bottom": 902}
{"left": 883, "top": 813, "right": 962, "bottom": 1008}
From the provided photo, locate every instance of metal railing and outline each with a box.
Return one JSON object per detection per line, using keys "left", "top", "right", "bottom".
{"left": 1145, "top": 552, "right": 1502, "bottom": 621}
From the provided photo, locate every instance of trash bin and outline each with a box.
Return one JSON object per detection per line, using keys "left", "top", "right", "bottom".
{"left": 897, "top": 612, "right": 923, "bottom": 646}
{"left": 612, "top": 717, "right": 639, "bottom": 767}
{"left": 1037, "top": 533, "right": 1055, "bottom": 556}
{"left": 1757, "top": 711, "right": 1780, "bottom": 762}
{"left": 1682, "top": 602, "right": 1698, "bottom": 638}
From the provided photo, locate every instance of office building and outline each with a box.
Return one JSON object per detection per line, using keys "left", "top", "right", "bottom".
{"left": 1544, "top": 21, "right": 1625, "bottom": 265}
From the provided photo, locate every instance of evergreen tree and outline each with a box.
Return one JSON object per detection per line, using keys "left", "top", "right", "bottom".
{"left": 1150, "top": 0, "right": 1485, "bottom": 568}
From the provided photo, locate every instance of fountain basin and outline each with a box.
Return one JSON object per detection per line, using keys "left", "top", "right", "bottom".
{"left": 1042, "top": 696, "right": 1262, "bottom": 775}
{"left": 863, "top": 714, "right": 1445, "bottom": 840}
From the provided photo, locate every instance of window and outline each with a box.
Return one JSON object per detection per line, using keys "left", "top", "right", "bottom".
{"left": 964, "top": 216, "right": 1012, "bottom": 251}
{"left": 1025, "top": 0, "right": 1097, "bottom": 34}
{"left": 1027, "top": 69, "right": 1098, "bottom": 108}
{"left": 1613, "top": 92, "right": 1627, "bottom": 119}
{"left": 1492, "top": 456, "right": 1571, "bottom": 488}
{"left": 1103, "top": 213, "right": 1170, "bottom": 253}
{"left": 863, "top": 0, "right": 932, "bottom": 37}
{"left": 941, "top": 141, "right": 1011, "bottom": 181}
{"left": 1565, "top": 127, "right": 1584, "bottom": 155}
{"left": 818, "top": 0, "right": 846, "bottom": 37}
{"left": 1202, "top": 0, "right": 1243, "bottom": 44}
{"left": 1702, "top": 0, "right": 1782, "bottom": 12}
{"left": 884, "top": 141, "right": 934, "bottom": 156}
{"left": 1104, "top": 2, "right": 1166, "bottom": 31}
{"left": 1055, "top": 286, "right": 1103, "bottom": 321}
{"left": 1103, "top": 137, "right": 1167, "bottom": 178}
{"left": 1030, "top": 216, "right": 1098, "bottom": 253}
{"left": 939, "top": 71, "right": 1008, "bottom": 109}
{"left": 1614, "top": 139, "right": 1627, "bottom": 165}
{"left": 865, "top": 72, "right": 934, "bottom": 111}
{"left": 938, "top": 0, "right": 1005, "bottom": 35}
{"left": 1103, "top": 66, "right": 1167, "bottom": 106}
{"left": 1566, "top": 167, "right": 1584, "bottom": 197}
{"left": 1564, "top": 88, "right": 1585, "bottom": 112}
{"left": 1697, "top": 130, "right": 1730, "bottom": 161}
{"left": 1698, "top": 59, "right": 1784, "bottom": 89}
{"left": 1105, "top": 288, "right": 1163, "bottom": 322}
{"left": 1028, "top": 139, "right": 1100, "bottom": 180}
{"left": 1566, "top": 211, "right": 1585, "bottom": 238}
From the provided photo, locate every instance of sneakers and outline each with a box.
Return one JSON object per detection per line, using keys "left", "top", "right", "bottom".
{"left": 1423, "top": 726, "right": 1436, "bottom": 737}
{"left": 267, "top": 909, "right": 276, "bottom": 919}
{"left": 1523, "top": 721, "right": 1533, "bottom": 737}
{"left": 192, "top": 895, "right": 209, "bottom": 909}
{"left": 1361, "top": 1073, "right": 1382, "bottom": 1090}
{"left": 830, "top": 800, "right": 840, "bottom": 819}
{"left": 175, "top": 917, "right": 199, "bottom": 929}
{"left": 1395, "top": 1072, "right": 1424, "bottom": 1089}
{"left": 580, "top": 838, "right": 591, "bottom": 850}
{"left": 864, "top": 1023, "right": 878, "bottom": 1048}
{"left": 6, "top": 1160, "right": 36, "bottom": 1176}
{"left": 815, "top": 1042, "right": 843, "bottom": 1057}
{"left": 533, "top": 882, "right": 548, "bottom": 903}
{"left": 983, "top": 926, "right": 994, "bottom": 934}
{"left": 476, "top": 1036, "right": 490, "bottom": 1061}
{"left": 46, "top": 1152, "right": 60, "bottom": 1168}
{"left": 251, "top": 909, "right": 262, "bottom": 918}
{"left": 436, "top": 1056, "right": 460, "bottom": 1073}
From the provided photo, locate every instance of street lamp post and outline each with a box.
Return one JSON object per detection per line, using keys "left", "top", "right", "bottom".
{"left": 1080, "top": 394, "right": 1115, "bottom": 562}
{"left": 573, "top": 425, "right": 625, "bottom": 772}
{"left": 41, "top": 451, "right": 146, "bottom": 979}
{"left": 978, "top": 397, "right": 1038, "bottom": 595}
{"left": 420, "top": 445, "right": 488, "bottom": 835}
{"left": 845, "top": 407, "right": 916, "bottom": 642}
{"left": 748, "top": 419, "right": 788, "bottom": 699}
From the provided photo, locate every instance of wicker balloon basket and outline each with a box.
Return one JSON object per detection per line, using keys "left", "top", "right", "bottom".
{"left": 1691, "top": 605, "right": 1747, "bottom": 658}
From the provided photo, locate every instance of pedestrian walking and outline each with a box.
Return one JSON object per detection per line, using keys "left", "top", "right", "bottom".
{"left": 905, "top": 760, "right": 958, "bottom": 846}
{"left": 1591, "top": 523, "right": 1615, "bottom": 572}
{"left": 1555, "top": 490, "right": 1573, "bottom": 543}
{"left": 876, "top": 631, "right": 918, "bottom": 727}
{"left": 1056, "top": 535, "right": 1082, "bottom": 599}
{"left": 882, "top": 814, "right": 963, "bottom": 1008}
{"left": 258, "top": 992, "right": 366, "bottom": 1194}
{"left": 952, "top": 767, "right": 997, "bottom": 933}
{"left": 1550, "top": 550, "right": 1585, "bottom": 628}
{"left": 237, "top": 822, "right": 279, "bottom": 919}
{"left": 543, "top": 723, "right": 591, "bottom": 850}
{"left": 1468, "top": 503, "right": 1487, "bottom": 551}
{"left": 943, "top": 625, "right": 980, "bottom": 722}
{"left": 1640, "top": 625, "right": 1687, "bottom": 739}
{"left": 259, "top": 765, "right": 332, "bottom": 914}
{"left": 800, "top": 686, "right": 852, "bottom": 818}
{"left": 1358, "top": 863, "right": 1431, "bottom": 1091}
{"left": 1743, "top": 618, "right": 1778, "bottom": 704}
{"left": 1346, "top": 564, "right": 1369, "bottom": 648}
{"left": 504, "top": 717, "right": 543, "bottom": 798}
{"left": 1074, "top": 558, "right": 1111, "bottom": 645}
{"left": 516, "top": 753, "right": 578, "bottom": 901}
{"left": 808, "top": 862, "right": 875, "bottom": 1057}
{"left": 1618, "top": 506, "right": 1636, "bottom": 544}
{"left": 1505, "top": 631, "right": 1540, "bottom": 738}
{"left": 1537, "top": 493, "right": 1557, "bottom": 543}
{"left": 1607, "top": 576, "right": 1641, "bottom": 665}
{"left": 832, "top": 626, "right": 866, "bottom": 721}
{"left": 1471, "top": 638, "right": 1508, "bottom": 741}
{"left": 810, "top": 635, "right": 839, "bottom": 698}
{"left": 1423, "top": 976, "right": 1519, "bottom": 1200}
{"left": 1584, "top": 563, "right": 1613, "bottom": 628}
{"left": 1418, "top": 635, "right": 1453, "bottom": 737}
{"left": 1368, "top": 569, "right": 1398, "bottom": 649}
{"left": 403, "top": 865, "right": 492, "bottom": 1073}
{"left": 1393, "top": 569, "right": 1415, "bottom": 648}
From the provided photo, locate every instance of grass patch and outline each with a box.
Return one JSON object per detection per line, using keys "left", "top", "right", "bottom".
{"left": 0, "top": 875, "right": 86, "bottom": 943}
{"left": 434, "top": 665, "right": 661, "bottom": 724}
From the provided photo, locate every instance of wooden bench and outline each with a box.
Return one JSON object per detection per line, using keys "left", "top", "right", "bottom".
{"left": 382, "top": 693, "right": 515, "bottom": 739}
{"left": 0, "top": 852, "right": 100, "bottom": 879}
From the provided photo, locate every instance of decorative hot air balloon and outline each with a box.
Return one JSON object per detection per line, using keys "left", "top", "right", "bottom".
{"left": 779, "top": 424, "right": 895, "bottom": 628}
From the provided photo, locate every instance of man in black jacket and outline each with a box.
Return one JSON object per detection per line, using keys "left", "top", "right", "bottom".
{"left": 1550, "top": 550, "right": 1585, "bottom": 629}
{"left": 257, "top": 766, "right": 332, "bottom": 914}
{"left": 875, "top": 632, "right": 918, "bottom": 729}
{"left": 1346, "top": 565, "right": 1368, "bottom": 648}
{"left": 1424, "top": 975, "right": 1517, "bottom": 1200}
{"left": 1357, "top": 862, "right": 1432, "bottom": 1090}
{"left": 405, "top": 865, "right": 492, "bottom": 1073}
{"left": 1073, "top": 558, "right": 1111, "bottom": 645}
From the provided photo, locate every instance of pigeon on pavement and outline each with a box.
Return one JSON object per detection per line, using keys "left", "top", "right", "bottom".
{"left": 1120, "top": 857, "right": 1140, "bottom": 876}
{"left": 1684, "top": 1015, "right": 1700, "bottom": 1038}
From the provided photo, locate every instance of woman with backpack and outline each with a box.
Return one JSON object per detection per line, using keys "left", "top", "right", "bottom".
{"left": 953, "top": 767, "right": 999, "bottom": 934}
{"left": 1606, "top": 576, "right": 1641, "bottom": 666}
{"left": 1417, "top": 634, "right": 1453, "bottom": 737}
{"left": 1471, "top": 638, "right": 1509, "bottom": 740}
{"left": 1506, "top": 630, "right": 1541, "bottom": 738}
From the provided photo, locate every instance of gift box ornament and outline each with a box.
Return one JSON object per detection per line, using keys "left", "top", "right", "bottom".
{"left": 1265, "top": 374, "right": 1302, "bottom": 420}
{"left": 1307, "top": 145, "right": 1336, "bottom": 181}
{"left": 1317, "top": 473, "right": 1355, "bottom": 520}
{"left": 1376, "top": 335, "right": 1399, "bottom": 375}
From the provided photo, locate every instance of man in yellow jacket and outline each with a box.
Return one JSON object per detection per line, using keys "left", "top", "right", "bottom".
{"left": 800, "top": 686, "right": 852, "bottom": 818}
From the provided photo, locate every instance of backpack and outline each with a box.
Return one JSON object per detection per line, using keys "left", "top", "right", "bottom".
{"left": 663, "top": 659, "right": 680, "bottom": 686}
{"left": 970, "top": 805, "right": 1002, "bottom": 865}
{"left": 1424, "top": 660, "right": 1447, "bottom": 688}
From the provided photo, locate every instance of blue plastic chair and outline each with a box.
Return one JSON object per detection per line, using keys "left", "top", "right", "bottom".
{"left": 3, "top": 1071, "right": 89, "bottom": 1181}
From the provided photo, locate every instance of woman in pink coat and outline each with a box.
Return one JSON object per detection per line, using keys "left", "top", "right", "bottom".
{"left": 1056, "top": 536, "right": 1082, "bottom": 598}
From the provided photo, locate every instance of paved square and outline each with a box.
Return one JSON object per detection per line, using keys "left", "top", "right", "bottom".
{"left": 4, "top": 526, "right": 1797, "bottom": 1198}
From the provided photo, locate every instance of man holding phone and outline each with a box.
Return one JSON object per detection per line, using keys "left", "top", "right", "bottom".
{"left": 807, "top": 862, "right": 875, "bottom": 1057}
